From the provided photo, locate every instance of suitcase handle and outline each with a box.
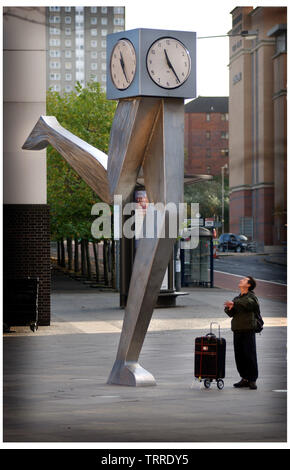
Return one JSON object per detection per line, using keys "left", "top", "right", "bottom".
{"left": 209, "top": 322, "right": 221, "bottom": 339}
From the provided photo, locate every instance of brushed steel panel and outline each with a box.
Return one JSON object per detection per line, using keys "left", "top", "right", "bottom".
{"left": 22, "top": 116, "right": 111, "bottom": 204}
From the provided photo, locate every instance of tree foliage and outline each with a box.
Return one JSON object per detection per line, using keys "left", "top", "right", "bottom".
{"left": 184, "top": 175, "right": 229, "bottom": 228}
{"left": 46, "top": 81, "right": 116, "bottom": 240}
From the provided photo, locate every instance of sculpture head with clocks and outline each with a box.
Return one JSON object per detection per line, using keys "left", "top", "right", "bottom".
{"left": 107, "top": 28, "right": 196, "bottom": 99}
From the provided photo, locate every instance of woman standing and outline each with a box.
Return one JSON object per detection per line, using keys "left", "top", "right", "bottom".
{"left": 224, "top": 276, "right": 260, "bottom": 390}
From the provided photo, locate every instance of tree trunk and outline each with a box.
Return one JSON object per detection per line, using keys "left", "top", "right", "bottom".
{"left": 103, "top": 240, "right": 109, "bottom": 286}
{"left": 81, "top": 239, "right": 87, "bottom": 276}
{"left": 74, "top": 236, "right": 79, "bottom": 273}
{"left": 57, "top": 241, "right": 61, "bottom": 266}
{"left": 60, "top": 238, "right": 66, "bottom": 267}
{"left": 67, "top": 237, "right": 73, "bottom": 271}
{"left": 93, "top": 241, "right": 99, "bottom": 283}
{"left": 85, "top": 239, "right": 92, "bottom": 280}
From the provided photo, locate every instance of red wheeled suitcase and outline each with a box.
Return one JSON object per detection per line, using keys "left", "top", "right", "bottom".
{"left": 194, "top": 322, "right": 226, "bottom": 389}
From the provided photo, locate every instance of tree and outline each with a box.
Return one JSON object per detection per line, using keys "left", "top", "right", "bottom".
{"left": 46, "top": 81, "right": 116, "bottom": 279}
{"left": 184, "top": 175, "right": 229, "bottom": 231}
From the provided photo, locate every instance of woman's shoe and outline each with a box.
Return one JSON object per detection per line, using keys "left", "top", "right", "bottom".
{"left": 233, "top": 378, "right": 249, "bottom": 388}
{"left": 248, "top": 381, "right": 257, "bottom": 389}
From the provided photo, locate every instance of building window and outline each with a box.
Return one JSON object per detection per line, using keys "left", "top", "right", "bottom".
{"left": 101, "top": 7, "right": 107, "bottom": 14}
{"left": 65, "top": 73, "right": 72, "bottom": 81}
{"left": 65, "top": 7, "right": 71, "bottom": 13}
{"left": 101, "top": 29, "right": 107, "bottom": 36}
{"left": 221, "top": 131, "right": 229, "bottom": 139}
{"left": 51, "top": 84, "right": 61, "bottom": 92}
{"left": 65, "top": 16, "right": 72, "bottom": 24}
{"left": 65, "top": 62, "right": 72, "bottom": 70}
{"left": 91, "top": 17, "right": 97, "bottom": 25}
{"left": 76, "top": 71, "right": 84, "bottom": 81}
{"left": 91, "top": 51, "right": 98, "bottom": 59}
{"left": 49, "top": 38, "right": 61, "bottom": 46}
{"left": 49, "top": 7, "right": 61, "bottom": 12}
{"left": 114, "top": 7, "right": 124, "bottom": 14}
{"left": 206, "top": 113, "right": 210, "bottom": 121}
{"left": 101, "top": 63, "right": 106, "bottom": 71}
{"left": 65, "top": 50, "right": 72, "bottom": 58}
{"left": 49, "top": 27, "right": 60, "bottom": 35}
{"left": 76, "top": 59, "right": 84, "bottom": 69}
{"left": 76, "top": 38, "right": 84, "bottom": 47}
{"left": 91, "top": 7, "right": 97, "bottom": 13}
{"left": 91, "top": 29, "right": 97, "bottom": 36}
{"left": 206, "top": 149, "right": 211, "bottom": 158}
{"left": 101, "top": 51, "right": 106, "bottom": 59}
{"left": 49, "top": 15, "right": 61, "bottom": 23}
{"left": 101, "top": 74, "right": 106, "bottom": 82}
{"left": 50, "top": 61, "right": 61, "bottom": 69}
{"left": 221, "top": 149, "right": 229, "bottom": 157}
{"left": 65, "top": 40, "right": 72, "bottom": 47}
{"left": 91, "top": 40, "right": 97, "bottom": 48}
{"left": 50, "top": 50, "right": 61, "bottom": 58}
{"left": 49, "top": 73, "right": 61, "bottom": 80}
{"left": 114, "top": 18, "right": 124, "bottom": 26}
{"left": 91, "top": 63, "right": 98, "bottom": 70}
{"left": 206, "top": 166, "right": 211, "bottom": 174}
{"left": 65, "top": 28, "right": 71, "bottom": 35}
{"left": 205, "top": 131, "right": 211, "bottom": 140}
{"left": 221, "top": 113, "right": 229, "bottom": 121}
{"left": 101, "top": 40, "right": 106, "bottom": 48}
{"left": 65, "top": 85, "right": 72, "bottom": 92}
{"left": 276, "top": 32, "right": 287, "bottom": 54}
{"left": 101, "top": 18, "right": 108, "bottom": 25}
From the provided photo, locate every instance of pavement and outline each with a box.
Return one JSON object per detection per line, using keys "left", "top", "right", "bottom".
{"left": 3, "top": 268, "right": 287, "bottom": 445}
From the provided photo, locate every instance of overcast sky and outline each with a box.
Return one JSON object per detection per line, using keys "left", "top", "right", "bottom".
{"left": 123, "top": 0, "right": 287, "bottom": 98}
{"left": 3, "top": 0, "right": 288, "bottom": 98}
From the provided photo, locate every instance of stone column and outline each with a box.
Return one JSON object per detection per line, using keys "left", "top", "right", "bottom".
{"left": 3, "top": 7, "right": 50, "bottom": 325}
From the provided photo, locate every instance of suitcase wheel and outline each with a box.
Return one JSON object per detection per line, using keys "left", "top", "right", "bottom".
{"left": 204, "top": 379, "right": 211, "bottom": 389}
{"left": 217, "top": 379, "right": 224, "bottom": 390}
{"left": 30, "top": 322, "right": 38, "bottom": 332}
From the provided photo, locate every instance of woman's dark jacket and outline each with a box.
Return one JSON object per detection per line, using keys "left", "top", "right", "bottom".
{"left": 224, "top": 291, "right": 260, "bottom": 332}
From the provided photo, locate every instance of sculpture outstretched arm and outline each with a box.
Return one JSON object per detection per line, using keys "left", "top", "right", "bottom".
{"left": 22, "top": 115, "right": 111, "bottom": 204}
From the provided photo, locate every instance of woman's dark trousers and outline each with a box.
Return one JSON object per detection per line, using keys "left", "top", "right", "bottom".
{"left": 233, "top": 331, "right": 258, "bottom": 381}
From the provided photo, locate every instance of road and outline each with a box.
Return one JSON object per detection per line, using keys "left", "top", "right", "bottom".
{"left": 213, "top": 254, "right": 287, "bottom": 302}
{"left": 214, "top": 254, "right": 286, "bottom": 285}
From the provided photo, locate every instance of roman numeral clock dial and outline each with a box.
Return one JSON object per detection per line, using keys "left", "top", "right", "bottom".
{"left": 146, "top": 37, "right": 191, "bottom": 89}
{"left": 110, "top": 39, "right": 137, "bottom": 90}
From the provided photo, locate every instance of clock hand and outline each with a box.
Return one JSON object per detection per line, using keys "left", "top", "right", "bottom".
{"left": 164, "top": 49, "right": 180, "bottom": 83}
{"left": 119, "top": 51, "right": 129, "bottom": 83}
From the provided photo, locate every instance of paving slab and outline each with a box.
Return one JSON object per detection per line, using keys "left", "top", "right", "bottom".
{"left": 3, "top": 271, "right": 287, "bottom": 444}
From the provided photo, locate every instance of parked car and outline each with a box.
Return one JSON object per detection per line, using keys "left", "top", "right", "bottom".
{"left": 218, "top": 233, "right": 248, "bottom": 252}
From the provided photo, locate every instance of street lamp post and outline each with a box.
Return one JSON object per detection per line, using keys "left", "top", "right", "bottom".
{"left": 221, "top": 163, "right": 228, "bottom": 234}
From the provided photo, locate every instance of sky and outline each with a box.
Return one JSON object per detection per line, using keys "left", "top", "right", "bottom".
{"left": 2, "top": 0, "right": 288, "bottom": 98}
{"left": 122, "top": 0, "right": 288, "bottom": 98}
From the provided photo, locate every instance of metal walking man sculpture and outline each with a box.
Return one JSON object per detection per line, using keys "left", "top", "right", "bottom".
{"left": 23, "top": 28, "right": 196, "bottom": 387}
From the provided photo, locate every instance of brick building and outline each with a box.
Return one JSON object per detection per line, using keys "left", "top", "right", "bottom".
{"left": 184, "top": 96, "right": 229, "bottom": 176}
{"left": 228, "top": 7, "right": 287, "bottom": 249}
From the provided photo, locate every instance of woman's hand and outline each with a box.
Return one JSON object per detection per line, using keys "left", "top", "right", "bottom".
{"left": 224, "top": 301, "right": 234, "bottom": 310}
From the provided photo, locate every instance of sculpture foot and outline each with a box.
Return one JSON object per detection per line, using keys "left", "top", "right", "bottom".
{"left": 107, "top": 360, "right": 156, "bottom": 387}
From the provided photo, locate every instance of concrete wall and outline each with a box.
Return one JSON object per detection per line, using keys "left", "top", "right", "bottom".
{"left": 3, "top": 7, "right": 47, "bottom": 204}
{"left": 3, "top": 7, "right": 51, "bottom": 326}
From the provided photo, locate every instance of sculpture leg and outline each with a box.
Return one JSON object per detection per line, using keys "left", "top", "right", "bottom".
{"left": 108, "top": 99, "right": 184, "bottom": 386}
{"left": 107, "top": 226, "right": 176, "bottom": 386}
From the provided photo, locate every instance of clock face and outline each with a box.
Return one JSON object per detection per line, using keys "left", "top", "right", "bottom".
{"left": 146, "top": 37, "right": 191, "bottom": 89}
{"left": 110, "top": 39, "right": 137, "bottom": 90}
